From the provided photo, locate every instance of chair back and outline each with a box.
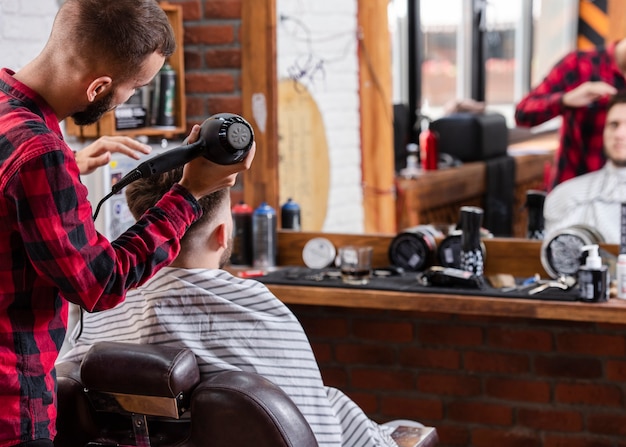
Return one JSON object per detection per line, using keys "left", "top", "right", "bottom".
{"left": 55, "top": 341, "right": 319, "bottom": 447}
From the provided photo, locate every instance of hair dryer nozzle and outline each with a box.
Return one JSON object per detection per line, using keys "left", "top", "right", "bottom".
{"left": 199, "top": 112, "right": 255, "bottom": 165}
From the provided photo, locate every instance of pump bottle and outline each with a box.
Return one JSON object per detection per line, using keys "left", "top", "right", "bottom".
{"left": 577, "top": 245, "right": 608, "bottom": 302}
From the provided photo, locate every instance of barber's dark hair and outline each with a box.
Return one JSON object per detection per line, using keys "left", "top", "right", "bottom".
{"left": 60, "top": 0, "right": 176, "bottom": 80}
{"left": 125, "top": 167, "right": 229, "bottom": 235}
{"left": 608, "top": 90, "right": 626, "bottom": 110}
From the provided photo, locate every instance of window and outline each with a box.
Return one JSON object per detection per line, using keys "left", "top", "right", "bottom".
{"left": 390, "top": 0, "right": 578, "bottom": 129}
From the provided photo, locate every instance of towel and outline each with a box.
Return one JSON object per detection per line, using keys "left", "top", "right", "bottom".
{"left": 484, "top": 155, "right": 516, "bottom": 237}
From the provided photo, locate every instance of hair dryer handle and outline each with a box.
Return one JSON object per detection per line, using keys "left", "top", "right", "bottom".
{"left": 111, "top": 140, "right": 204, "bottom": 194}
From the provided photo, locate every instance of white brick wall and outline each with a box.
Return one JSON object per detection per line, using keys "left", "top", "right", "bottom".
{"left": 0, "top": 0, "right": 58, "bottom": 71}
{"left": 277, "top": 0, "right": 364, "bottom": 233}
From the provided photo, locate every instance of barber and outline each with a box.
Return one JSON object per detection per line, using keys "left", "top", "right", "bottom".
{"left": 0, "top": 0, "right": 255, "bottom": 445}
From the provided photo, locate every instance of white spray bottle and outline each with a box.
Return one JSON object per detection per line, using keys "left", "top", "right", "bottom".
{"left": 577, "top": 244, "right": 608, "bottom": 302}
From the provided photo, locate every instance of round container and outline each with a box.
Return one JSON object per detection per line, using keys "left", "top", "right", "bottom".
{"left": 437, "top": 232, "right": 462, "bottom": 268}
{"left": 438, "top": 231, "right": 487, "bottom": 269}
{"left": 388, "top": 225, "right": 440, "bottom": 272}
{"left": 302, "top": 237, "right": 336, "bottom": 269}
{"left": 540, "top": 224, "right": 605, "bottom": 279}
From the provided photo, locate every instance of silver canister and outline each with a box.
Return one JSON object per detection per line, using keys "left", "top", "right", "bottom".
{"left": 252, "top": 202, "right": 277, "bottom": 269}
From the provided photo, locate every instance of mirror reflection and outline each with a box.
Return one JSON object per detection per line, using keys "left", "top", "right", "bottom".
{"left": 274, "top": 0, "right": 579, "bottom": 238}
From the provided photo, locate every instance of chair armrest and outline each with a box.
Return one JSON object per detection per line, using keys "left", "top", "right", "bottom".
{"left": 188, "top": 370, "right": 318, "bottom": 447}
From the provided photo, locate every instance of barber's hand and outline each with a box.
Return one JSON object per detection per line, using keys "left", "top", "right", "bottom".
{"left": 75, "top": 136, "right": 152, "bottom": 175}
{"left": 561, "top": 81, "right": 618, "bottom": 108}
{"left": 179, "top": 140, "right": 256, "bottom": 199}
{"left": 444, "top": 98, "right": 486, "bottom": 115}
{"left": 182, "top": 123, "right": 201, "bottom": 145}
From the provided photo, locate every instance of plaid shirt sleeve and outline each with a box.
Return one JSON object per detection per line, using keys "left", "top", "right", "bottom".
{"left": 5, "top": 144, "right": 201, "bottom": 312}
{"left": 514, "top": 52, "right": 577, "bottom": 127}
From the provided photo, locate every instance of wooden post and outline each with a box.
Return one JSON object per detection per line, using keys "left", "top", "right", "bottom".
{"left": 358, "top": 0, "right": 397, "bottom": 234}
{"left": 241, "top": 0, "right": 279, "bottom": 211}
{"left": 608, "top": 0, "right": 626, "bottom": 42}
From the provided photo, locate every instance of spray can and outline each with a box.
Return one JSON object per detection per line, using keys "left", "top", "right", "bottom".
{"left": 152, "top": 61, "right": 176, "bottom": 127}
{"left": 281, "top": 198, "right": 301, "bottom": 230}
{"left": 252, "top": 202, "right": 277, "bottom": 269}
{"left": 231, "top": 201, "right": 253, "bottom": 265}
{"left": 419, "top": 126, "right": 439, "bottom": 171}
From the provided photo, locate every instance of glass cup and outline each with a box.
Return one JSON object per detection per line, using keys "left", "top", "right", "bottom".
{"left": 338, "top": 246, "right": 373, "bottom": 285}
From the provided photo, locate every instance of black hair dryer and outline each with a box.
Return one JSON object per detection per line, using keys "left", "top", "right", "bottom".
{"left": 112, "top": 113, "right": 254, "bottom": 194}
{"left": 198, "top": 112, "right": 254, "bottom": 165}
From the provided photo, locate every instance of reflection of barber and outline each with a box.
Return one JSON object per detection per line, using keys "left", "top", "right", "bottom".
{"left": 544, "top": 90, "right": 626, "bottom": 244}
{"left": 0, "top": 0, "right": 254, "bottom": 445}
{"left": 515, "top": 39, "right": 626, "bottom": 190}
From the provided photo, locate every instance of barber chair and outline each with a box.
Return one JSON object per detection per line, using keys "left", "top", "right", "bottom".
{"left": 54, "top": 341, "right": 318, "bottom": 447}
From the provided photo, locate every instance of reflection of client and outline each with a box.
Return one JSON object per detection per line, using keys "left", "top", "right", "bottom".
{"left": 60, "top": 168, "right": 408, "bottom": 447}
{"left": 544, "top": 91, "right": 626, "bottom": 244}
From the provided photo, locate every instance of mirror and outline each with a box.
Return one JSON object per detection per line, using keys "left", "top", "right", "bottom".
{"left": 240, "top": 0, "right": 620, "bottom": 240}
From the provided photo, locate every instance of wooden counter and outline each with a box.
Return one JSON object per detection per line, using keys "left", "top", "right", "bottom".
{"left": 267, "top": 283, "right": 626, "bottom": 325}
{"left": 395, "top": 137, "right": 556, "bottom": 237}
{"left": 267, "top": 231, "right": 624, "bottom": 325}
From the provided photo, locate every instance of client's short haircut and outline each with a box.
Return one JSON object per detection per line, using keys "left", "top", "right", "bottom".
{"left": 125, "top": 166, "right": 229, "bottom": 236}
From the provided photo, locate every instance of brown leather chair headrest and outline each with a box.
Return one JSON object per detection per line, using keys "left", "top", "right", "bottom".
{"left": 81, "top": 342, "right": 200, "bottom": 398}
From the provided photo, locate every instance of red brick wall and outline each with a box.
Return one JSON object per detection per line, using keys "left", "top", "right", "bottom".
{"left": 172, "top": 0, "right": 243, "bottom": 197}
{"left": 289, "top": 304, "right": 626, "bottom": 447}
{"left": 173, "top": 0, "right": 244, "bottom": 128}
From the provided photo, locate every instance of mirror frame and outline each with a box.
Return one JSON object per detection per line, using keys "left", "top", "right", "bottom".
{"left": 241, "top": 0, "right": 397, "bottom": 234}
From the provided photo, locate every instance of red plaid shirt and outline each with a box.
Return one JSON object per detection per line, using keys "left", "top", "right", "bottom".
{"left": 515, "top": 41, "right": 626, "bottom": 190}
{"left": 0, "top": 68, "right": 201, "bottom": 445}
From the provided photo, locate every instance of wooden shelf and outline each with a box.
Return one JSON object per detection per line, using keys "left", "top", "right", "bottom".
{"left": 259, "top": 231, "right": 626, "bottom": 325}
{"left": 63, "top": 2, "right": 186, "bottom": 140}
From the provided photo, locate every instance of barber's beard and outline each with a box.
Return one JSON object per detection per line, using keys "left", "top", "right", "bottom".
{"left": 218, "top": 238, "right": 234, "bottom": 269}
{"left": 71, "top": 90, "right": 115, "bottom": 126}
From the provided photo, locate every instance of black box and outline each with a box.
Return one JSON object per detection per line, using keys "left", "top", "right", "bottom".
{"left": 429, "top": 112, "right": 508, "bottom": 162}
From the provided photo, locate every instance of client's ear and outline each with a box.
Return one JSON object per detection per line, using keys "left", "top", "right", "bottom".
{"left": 214, "top": 223, "right": 229, "bottom": 250}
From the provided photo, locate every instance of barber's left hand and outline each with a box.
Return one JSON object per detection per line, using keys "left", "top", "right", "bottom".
{"left": 75, "top": 136, "right": 152, "bottom": 175}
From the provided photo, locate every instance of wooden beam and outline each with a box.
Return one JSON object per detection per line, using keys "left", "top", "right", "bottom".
{"left": 608, "top": 0, "right": 626, "bottom": 42}
{"left": 241, "top": 0, "right": 279, "bottom": 210}
{"left": 358, "top": 0, "right": 397, "bottom": 234}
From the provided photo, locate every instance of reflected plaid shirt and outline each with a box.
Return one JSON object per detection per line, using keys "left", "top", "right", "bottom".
{"left": 515, "top": 41, "right": 626, "bottom": 190}
{"left": 0, "top": 68, "right": 201, "bottom": 445}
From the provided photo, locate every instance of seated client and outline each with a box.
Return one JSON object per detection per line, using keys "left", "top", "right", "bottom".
{"left": 544, "top": 90, "right": 626, "bottom": 244}
{"left": 59, "top": 167, "right": 409, "bottom": 447}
